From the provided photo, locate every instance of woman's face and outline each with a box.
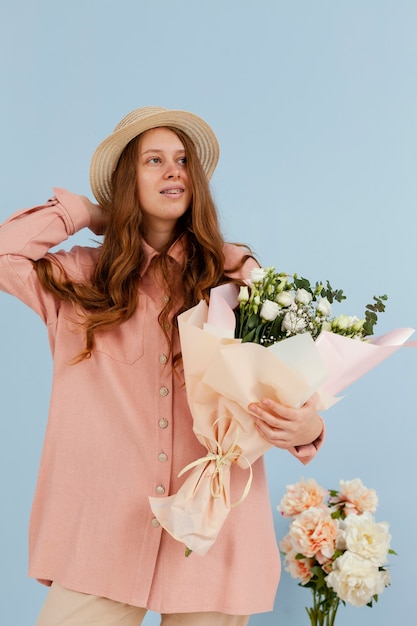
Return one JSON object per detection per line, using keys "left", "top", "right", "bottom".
{"left": 136, "top": 127, "right": 192, "bottom": 249}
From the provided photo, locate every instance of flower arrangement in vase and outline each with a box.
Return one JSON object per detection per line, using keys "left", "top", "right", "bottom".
{"left": 278, "top": 478, "right": 394, "bottom": 625}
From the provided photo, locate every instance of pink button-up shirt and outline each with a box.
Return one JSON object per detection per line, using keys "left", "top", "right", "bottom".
{"left": 0, "top": 189, "right": 324, "bottom": 615}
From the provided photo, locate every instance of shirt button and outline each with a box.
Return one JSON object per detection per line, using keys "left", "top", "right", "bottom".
{"left": 151, "top": 518, "right": 160, "bottom": 528}
{"left": 155, "top": 484, "right": 165, "bottom": 495}
{"left": 159, "top": 386, "right": 169, "bottom": 397}
{"left": 159, "top": 354, "right": 168, "bottom": 364}
{"left": 158, "top": 452, "right": 168, "bottom": 463}
{"left": 158, "top": 418, "right": 168, "bottom": 429}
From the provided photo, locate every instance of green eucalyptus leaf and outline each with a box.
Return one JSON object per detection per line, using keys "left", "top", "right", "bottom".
{"left": 293, "top": 276, "right": 312, "bottom": 291}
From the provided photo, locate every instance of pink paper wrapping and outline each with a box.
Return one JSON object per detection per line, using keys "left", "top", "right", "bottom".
{"left": 316, "top": 327, "right": 416, "bottom": 396}
{"left": 149, "top": 284, "right": 415, "bottom": 556}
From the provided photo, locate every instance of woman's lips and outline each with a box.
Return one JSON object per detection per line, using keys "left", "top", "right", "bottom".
{"left": 160, "top": 187, "right": 184, "bottom": 196}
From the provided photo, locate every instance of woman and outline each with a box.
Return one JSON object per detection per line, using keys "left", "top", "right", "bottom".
{"left": 0, "top": 106, "right": 324, "bottom": 625}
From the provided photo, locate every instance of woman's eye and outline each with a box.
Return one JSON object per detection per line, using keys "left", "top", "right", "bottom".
{"left": 178, "top": 157, "right": 187, "bottom": 165}
{"left": 148, "top": 157, "right": 161, "bottom": 164}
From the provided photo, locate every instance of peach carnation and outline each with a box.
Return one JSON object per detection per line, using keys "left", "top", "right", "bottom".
{"left": 337, "top": 478, "right": 378, "bottom": 515}
{"left": 289, "top": 506, "right": 338, "bottom": 563}
{"left": 278, "top": 478, "right": 327, "bottom": 517}
{"left": 279, "top": 532, "right": 294, "bottom": 555}
{"left": 284, "top": 553, "right": 315, "bottom": 585}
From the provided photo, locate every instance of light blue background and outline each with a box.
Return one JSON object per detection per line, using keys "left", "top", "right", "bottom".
{"left": 1, "top": 1, "right": 416, "bottom": 624}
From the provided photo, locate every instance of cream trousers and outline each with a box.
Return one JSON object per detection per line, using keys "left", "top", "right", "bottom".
{"left": 36, "top": 583, "right": 250, "bottom": 626}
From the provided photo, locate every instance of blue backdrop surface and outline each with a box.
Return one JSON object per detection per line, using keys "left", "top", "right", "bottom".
{"left": 1, "top": 2, "right": 416, "bottom": 625}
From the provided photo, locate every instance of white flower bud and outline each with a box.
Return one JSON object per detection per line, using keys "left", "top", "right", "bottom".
{"left": 347, "top": 316, "right": 360, "bottom": 328}
{"left": 352, "top": 319, "right": 365, "bottom": 333}
{"left": 333, "top": 314, "right": 349, "bottom": 330}
{"left": 237, "top": 286, "right": 249, "bottom": 303}
{"left": 321, "top": 320, "right": 332, "bottom": 332}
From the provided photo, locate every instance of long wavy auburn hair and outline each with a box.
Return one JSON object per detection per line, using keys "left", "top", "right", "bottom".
{"left": 34, "top": 126, "right": 253, "bottom": 362}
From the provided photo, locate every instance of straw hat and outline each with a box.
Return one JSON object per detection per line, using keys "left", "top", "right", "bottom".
{"left": 90, "top": 106, "right": 220, "bottom": 206}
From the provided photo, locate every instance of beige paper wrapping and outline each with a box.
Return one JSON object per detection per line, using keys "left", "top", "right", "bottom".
{"left": 149, "top": 284, "right": 415, "bottom": 556}
{"left": 149, "top": 299, "right": 329, "bottom": 555}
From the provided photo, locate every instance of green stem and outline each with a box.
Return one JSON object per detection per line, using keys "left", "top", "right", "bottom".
{"left": 237, "top": 307, "right": 242, "bottom": 339}
{"left": 307, "top": 589, "right": 340, "bottom": 626}
{"left": 328, "top": 597, "right": 340, "bottom": 626}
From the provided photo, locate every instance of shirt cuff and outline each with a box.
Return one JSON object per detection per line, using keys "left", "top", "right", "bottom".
{"left": 288, "top": 416, "right": 326, "bottom": 465}
{"left": 52, "top": 187, "right": 91, "bottom": 235}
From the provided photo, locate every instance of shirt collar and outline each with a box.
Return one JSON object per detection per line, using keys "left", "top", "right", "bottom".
{"left": 141, "top": 235, "right": 186, "bottom": 276}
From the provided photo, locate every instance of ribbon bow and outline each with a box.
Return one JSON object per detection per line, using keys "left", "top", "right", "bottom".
{"left": 177, "top": 419, "right": 253, "bottom": 507}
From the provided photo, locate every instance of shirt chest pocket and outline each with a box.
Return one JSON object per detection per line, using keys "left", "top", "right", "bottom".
{"left": 94, "top": 299, "right": 147, "bottom": 364}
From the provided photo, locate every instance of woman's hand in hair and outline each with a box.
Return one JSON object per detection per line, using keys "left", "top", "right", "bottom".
{"left": 80, "top": 196, "right": 108, "bottom": 235}
{"left": 248, "top": 394, "right": 323, "bottom": 449}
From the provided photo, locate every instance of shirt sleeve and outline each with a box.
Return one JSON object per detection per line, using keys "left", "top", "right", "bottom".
{"left": 287, "top": 415, "right": 326, "bottom": 465}
{"left": 223, "top": 242, "right": 259, "bottom": 280}
{"left": 0, "top": 188, "right": 91, "bottom": 323}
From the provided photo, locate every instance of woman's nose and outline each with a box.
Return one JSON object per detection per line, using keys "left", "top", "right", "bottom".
{"left": 165, "top": 160, "right": 181, "bottom": 178}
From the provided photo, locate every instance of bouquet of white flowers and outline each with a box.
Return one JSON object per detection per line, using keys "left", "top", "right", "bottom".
{"left": 149, "top": 268, "right": 414, "bottom": 557}
{"left": 235, "top": 267, "right": 386, "bottom": 345}
{"left": 278, "top": 478, "right": 395, "bottom": 625}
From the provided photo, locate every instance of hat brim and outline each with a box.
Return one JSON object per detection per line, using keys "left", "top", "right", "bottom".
{"left": 90, "top": 108, "right": 219, "bottom": 207}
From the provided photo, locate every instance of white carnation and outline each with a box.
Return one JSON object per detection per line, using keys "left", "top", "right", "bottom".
{"left": 340, "top": 511, "right": 391, "bottom": 566}
{"left": 326, "top": 551, "right": 389, "bottom": 607}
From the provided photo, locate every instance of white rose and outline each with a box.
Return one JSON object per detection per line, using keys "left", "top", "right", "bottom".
{"left": 260, "top": 299, "right": 280, "bottom": 321}
{"left": 250, "top": 267, "right": 266, "bottom": 284}
{"left": 276, "top": 291, "right": 294, "bottom": 307}
{"left": 237, "top": 286, "right": 249, "bottom": 303}
{"left": 341, "top": 511, "right": 391, "bottom": 566}
{"left": 282, "top": 311, "right": 307, "bottom": 334}
{"left": 326, "top": 551, "right": 389, "bottom": 607}
{"left": 295, "top": 288, "right": 312, "bottom": 305}
{"left": 316, "top": 297, "right": 332, "bottom": 317}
